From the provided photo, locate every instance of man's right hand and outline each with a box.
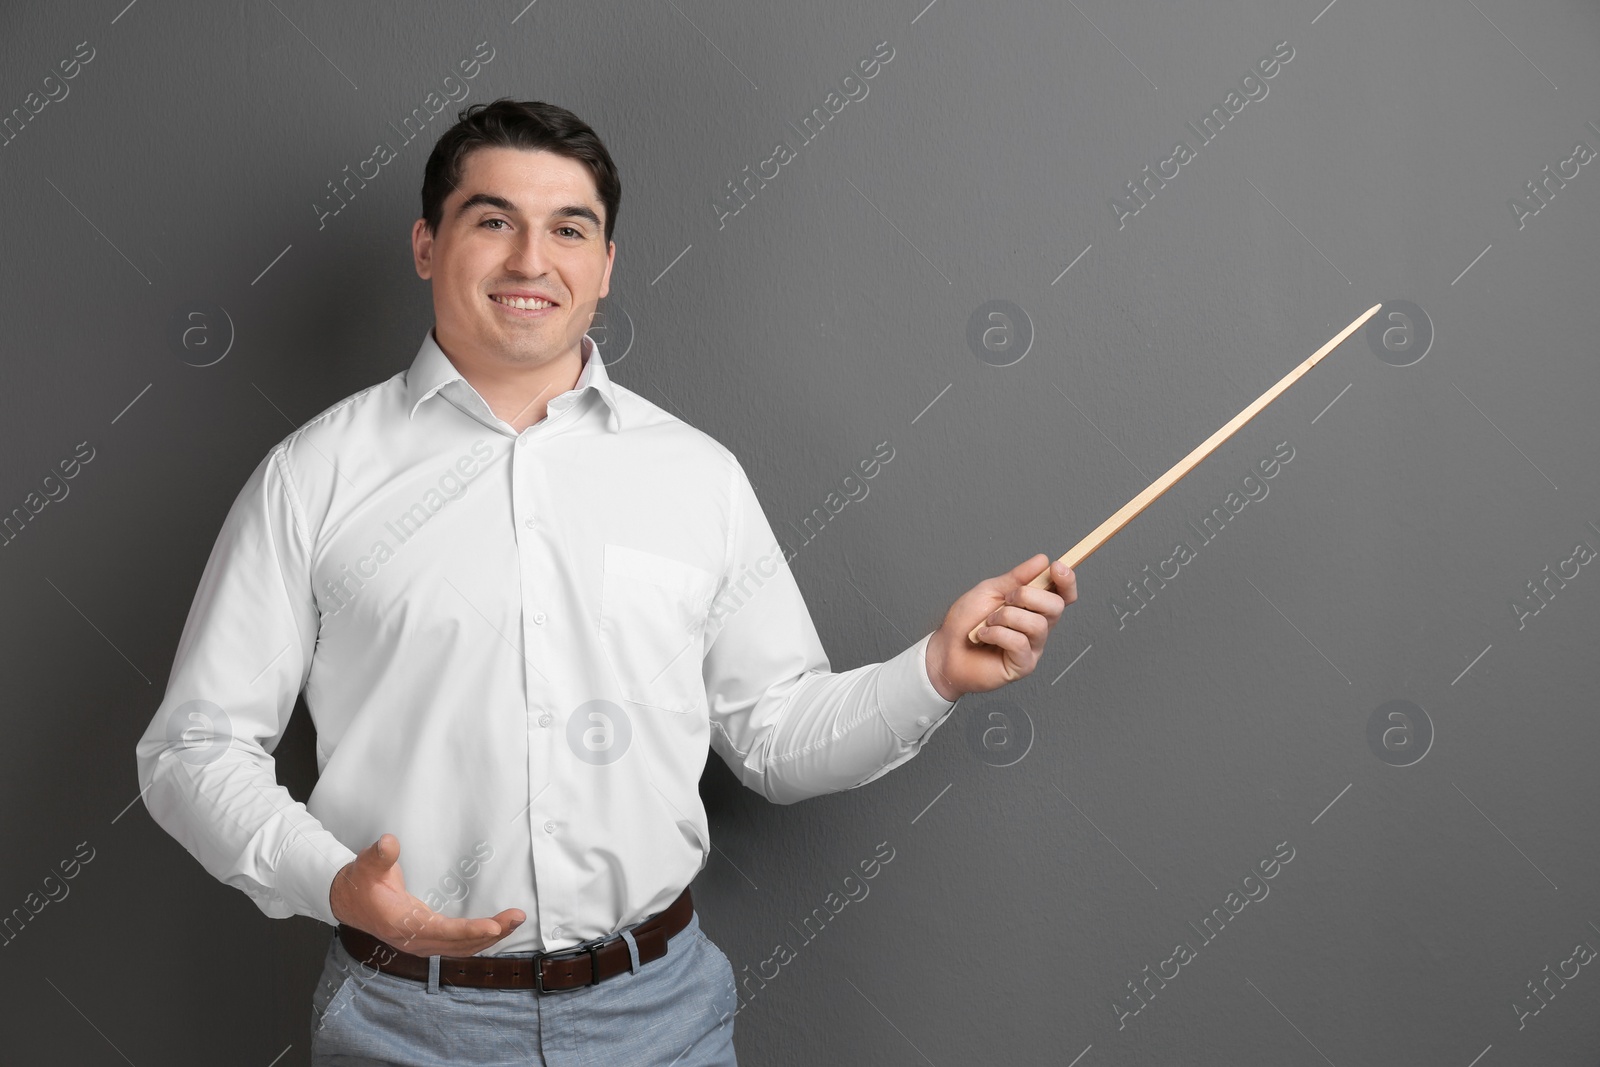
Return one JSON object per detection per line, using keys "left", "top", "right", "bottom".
{"left": 329, "top": 833, "right": 526, "bottom": 958}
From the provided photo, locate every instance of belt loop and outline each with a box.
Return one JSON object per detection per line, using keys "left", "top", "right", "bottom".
{"left": 620, "top": 928, "right": 642, "bottom": 974}
{"left": 426, "top": 954, "right": 441, "bottom": 994}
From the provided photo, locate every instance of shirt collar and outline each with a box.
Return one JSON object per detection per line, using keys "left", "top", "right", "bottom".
{"left": 405, "top": 328, "right": 623, "bottom": 433}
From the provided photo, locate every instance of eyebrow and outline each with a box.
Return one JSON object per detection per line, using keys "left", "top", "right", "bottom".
{"left": 453, "top": 193, "right": 602, "bottom": 230}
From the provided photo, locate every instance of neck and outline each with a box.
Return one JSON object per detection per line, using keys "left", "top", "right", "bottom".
{"left": 436, "top": 329, "right": 586, "bottom": 433}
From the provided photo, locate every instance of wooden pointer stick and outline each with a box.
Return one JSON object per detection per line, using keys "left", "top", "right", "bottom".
{"left": 967, "top": 302, "right": 1384, "bottom": 645}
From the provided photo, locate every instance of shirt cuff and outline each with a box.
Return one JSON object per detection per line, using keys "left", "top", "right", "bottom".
{"left": 878, "top": 632, "right": 960, "bottom": 744}
{"left": 277, "top": 830, "right": 360, "bottom": 928}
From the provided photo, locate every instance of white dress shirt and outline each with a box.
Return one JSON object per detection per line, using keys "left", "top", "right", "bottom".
{"left": 135, "top": 328, "right": 958, "bottom": 954}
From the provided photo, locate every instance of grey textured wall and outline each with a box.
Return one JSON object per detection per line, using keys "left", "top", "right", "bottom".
{"left": 3, "top": 1, "right": 1599, "bottom": 1063}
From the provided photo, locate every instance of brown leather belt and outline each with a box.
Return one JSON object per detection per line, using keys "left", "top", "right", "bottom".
{"left": 335, "top": 886, "right": 693, "bottom": 993}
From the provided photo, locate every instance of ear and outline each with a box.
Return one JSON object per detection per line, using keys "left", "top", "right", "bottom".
{"left": 412, "top": 217, "right": 435, "bottom": 280}
{"left": 598, "top": 239, "right": 615, "bottom": 300}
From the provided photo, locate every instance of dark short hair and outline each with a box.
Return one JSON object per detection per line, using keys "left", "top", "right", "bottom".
{"left": 420, "top": 99, "right": 620, "bottom": 245}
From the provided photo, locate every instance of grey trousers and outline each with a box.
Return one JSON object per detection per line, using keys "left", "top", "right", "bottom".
{"left": 309, "top": 908, "right": 739, "bottom": 1066}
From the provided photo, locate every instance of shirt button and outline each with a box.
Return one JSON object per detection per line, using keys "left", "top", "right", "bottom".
{"left": 916, "top": 716, "right": 930, "bottom": 727}
{"left": 538, "top": 714, "right": 552, "bottom": 727}
{"left": 533, "top": 611, "right": 546, "bottom": 624}
{"left": 524, "top": 517, "right": 537, "bottom": 529}
{"left": 550, "top": 926, "right": 563, "bottom": 938}
{"left": 544, "top": 820, "right": 557, "bottom": 834}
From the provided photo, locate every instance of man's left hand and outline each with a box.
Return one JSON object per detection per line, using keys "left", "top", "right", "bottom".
{"left": 925, "top": 553, "right": 1077, "bottom": 702}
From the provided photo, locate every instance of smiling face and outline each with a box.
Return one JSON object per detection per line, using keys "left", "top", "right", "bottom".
{"left": 412, "top": 146, "right": 615, "bottom": 371}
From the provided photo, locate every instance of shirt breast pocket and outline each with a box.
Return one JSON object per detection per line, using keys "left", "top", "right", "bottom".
{"left": 598, "top": 543, "right": 719, "bottom": 714}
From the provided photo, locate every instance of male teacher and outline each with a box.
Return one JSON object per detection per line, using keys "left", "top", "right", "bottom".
{"left": 135, "top": 98, "right": 1077, "bottom": 1066}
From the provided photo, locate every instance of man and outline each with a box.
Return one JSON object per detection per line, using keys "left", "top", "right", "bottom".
{"left": 135, "top": 98, "right": 1076, "bottom": 1066}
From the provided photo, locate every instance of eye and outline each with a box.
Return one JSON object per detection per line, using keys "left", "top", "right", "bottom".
{"left": 480, "top": 218, "right": 509, "bottom": 231}
{"left": 557, "top": 226, "right": 584, "bottom": 239}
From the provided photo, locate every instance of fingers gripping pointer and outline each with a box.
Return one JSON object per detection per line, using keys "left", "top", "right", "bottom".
{"left": 926, "top": 554, "right": 1077, "bottom": 701}
{"left": 329, "top": 833, "right": 527, "bottom": 957}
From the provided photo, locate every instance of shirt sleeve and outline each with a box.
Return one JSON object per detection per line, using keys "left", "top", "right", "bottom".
{"left": 134, "top": 443, "right": 358, "bottom": 926}
{"left": 701, "top": 455, "right": 959, "bottom": 805}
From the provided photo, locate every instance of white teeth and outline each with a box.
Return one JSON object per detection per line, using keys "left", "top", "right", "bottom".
{"left": 492, "top": 295, "right": 554, "bottom": 310}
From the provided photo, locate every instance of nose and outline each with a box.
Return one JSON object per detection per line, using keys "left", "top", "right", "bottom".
{"left": 504, "top": 228, "right": 551, "bottom": 277}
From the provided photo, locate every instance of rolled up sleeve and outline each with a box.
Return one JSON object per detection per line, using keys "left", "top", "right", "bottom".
{"left": 134, "top": 443, "right": 357, "bottom": 926}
